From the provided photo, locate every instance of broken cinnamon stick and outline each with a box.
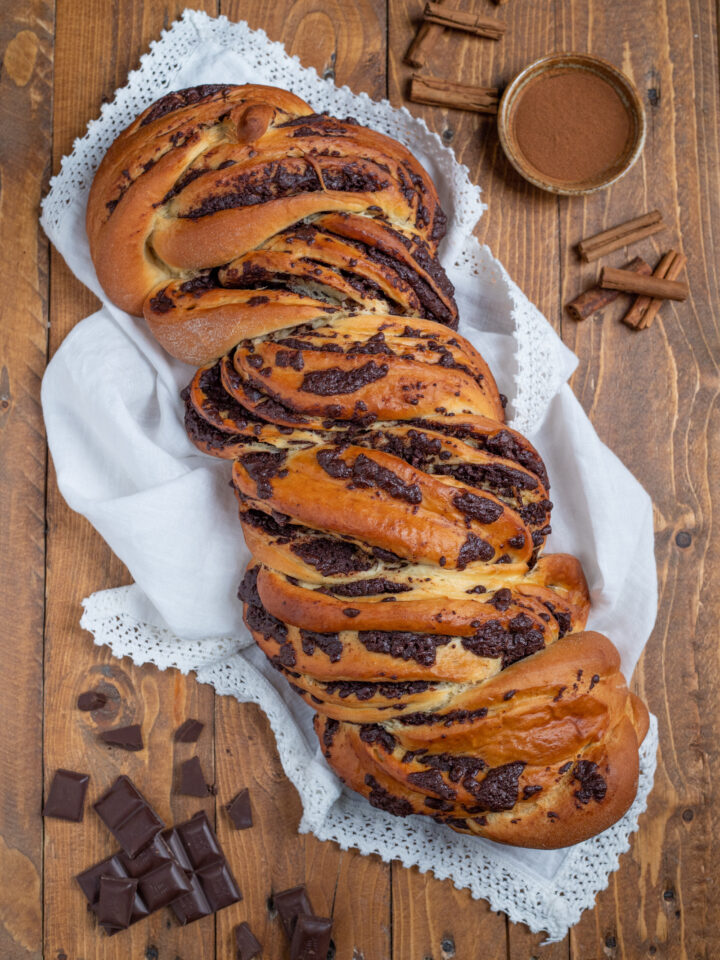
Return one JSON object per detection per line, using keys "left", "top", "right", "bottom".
{"left": 577, "top": 210, "right": 666, "bottom": 262}
{"left": 600, "top": 266, "right": 688, "bottom": 301}
{"left": 405, "top": 0, "right": 446, "bottom": 68}
{"left": 566, "top": 257, "right": 651, "bottom": 321}
{"left": 409, "top": 75, "right": 499, "bottom": 114}
{"left": 421, "top": 2, "right": 506, "bottom": 40}
{"left": 622, "top": 251, "right": 688, "bottom": 329}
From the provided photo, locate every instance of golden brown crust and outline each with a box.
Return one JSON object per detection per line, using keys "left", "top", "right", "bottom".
{"left": 87, "top": 84, "right": 458, "bottom": 361}
{"left": 90, "top": 86, "right": 649, "bottom": 848}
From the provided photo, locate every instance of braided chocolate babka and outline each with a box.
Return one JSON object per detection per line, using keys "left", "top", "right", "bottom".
{"left": 87, "top": 84, "right": 648, "bottom": 848}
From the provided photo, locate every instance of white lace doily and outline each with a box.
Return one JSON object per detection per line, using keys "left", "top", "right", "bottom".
{"left": 42, "top": 10, "right": 658, "bottom": 941}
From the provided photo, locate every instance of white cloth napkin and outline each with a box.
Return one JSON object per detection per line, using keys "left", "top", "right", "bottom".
{"left": 40, "top": 10, "right": 658, "bottom": 941}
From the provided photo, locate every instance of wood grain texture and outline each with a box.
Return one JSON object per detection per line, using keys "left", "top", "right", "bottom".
{"left": 0, "top": 1, "right": 52, "bottom": 957}
{"left": 45, "top": 2, "right": 218, "bottom": 958}
{"left": 559, "top": 2, "right": 720, "bottom": 958}
{"left": 1, "top": 0, "right": 716, "bottom": 957}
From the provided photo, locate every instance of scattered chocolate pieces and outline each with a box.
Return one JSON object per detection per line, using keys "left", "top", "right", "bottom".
{"left": 43, "top": 769, "right": 89, "bottom": 822}
{"left": 291, "top": 913, "right": 333, "bottom": 960}
{"left": 235, "top": 921, "right": 262, "bottom": 960}
{"left": 174, "top": 718, "right": 204, "bottom": 742}
{"left": 93, "top": 775, "right": 164, "bottom": 858}
{"left": 274, "top": 885, "right": 314, "bottom": 939}
{"left": 77, "top": 690, "right": 107, "bottom": 711}
{"left": 179, "top": 756, "right": 211, "bottom": 797}
{"left": 77, "top": 804, "right": 241, "bottom": 935}
{"left": 96, "top": 876, "right": 137, "bottom": 930}
{"left": 100, "top": 723, "right": 143, "bottom": 751}
{"left": 226, "top": 788, "right": 252, "bottom": 830}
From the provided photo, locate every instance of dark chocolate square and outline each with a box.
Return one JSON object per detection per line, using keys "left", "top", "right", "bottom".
{"left": 77, "top": 690, "right": 107, "bottom": 711}
{"left": 161, "top": 827, "right": 193, "bottom": 872}
{"left": 94, "top": 776, "right": 164, "bottom": 858}
{"left": 169, "top": 873, "right": 212, "bottom": 925}
{"left": 176, "top": 811, "right": 223, "bottom": 870}
{"left": 196, "top": 860, "right": 241, "bottom": 911}
{"left": 226, "top": 788, "right": 252, "bottom": 830}
{"left": 235, "top": 921, "right": 262, "bottom": 960}
{"left": 274, "top": 885, "right": 314, "bottom": 939}
{"left": 93, "top": 775, "right": 142, "bottom": 826}
{"left": 96, "top": 876, "right": 137, "bottom": 929}
{"left": 76, "top": 855, "right": 126, "bottom": 904}
{"left": 43, "top": 769, "right": 89, "bottom": 822}
{"left": 178, "top": 755, "right": 210, "bottom": 797}
{"left": 138, "top": 860, "right": 193, "bottom": 912}
{"left": 290, "top": 913, "right": 333, "bottom": 960}
{"left": 100, "top": 724, "right": 143, "bottom": 751}
{"left": 174, "top": 718, "right": 204, "bottom": 742}
{"left": 118, "top": 833, "right": 174, "bottom": 878}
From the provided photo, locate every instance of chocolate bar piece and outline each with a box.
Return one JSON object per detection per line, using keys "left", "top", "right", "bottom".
{"left": 177, "top": 811, "right": 224, "bottom": 869}
{"left": 77, "top": 690, "right": 107, "bottom": 711}
{"left": 100, "top": 724, "right": 143, "bottom": 751}
{"left": 179, "top": 756, "right": 210, "bottom": 797}
{"left": 162, "top": 826, "right": 194, "bottom": 872}
{"left": 226, "top": 788, "right": 252, "bottom": 830}
{"left": 43, "top": 769, "right": 89, "bottom": 822}
{"left": 290, "top": 914, "right": 333, "bottom": 960}
{"left": 118, "top": 834, "right": 175, "bottom": 878}
{"left": 274, "top": 886, "right": 314, "bottom": 939}
{"left": 166, "top": 812, "right": 242, "bottom": 925}
{"left": 235, "top": 921, "right": 262, "bottom": 960}
{"left": 96, "top": 876, "right": 137, "bottom": 930}
{"left": 174, "top": 718, "right": 204, "bottom": 742}
{"left": 94, "top": 776, "right": 164, "bottom": 858}
{"left": 169, "top": 873, "right": 212, "bottom": 925}
{"left": 196, "top": 860, "right": 241, "bottom": 911}
{"left": 138, "top": 860, "right": 193, "bottom": 912}
{"left": 76, "top": 855, "right": 150, "bottom": 932}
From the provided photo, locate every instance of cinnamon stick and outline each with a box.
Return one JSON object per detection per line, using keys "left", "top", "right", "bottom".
{"left": 577, "top": 210, "right": 666, "bottom": 262}
{"left": 405, "top": 0, "right": 446, "bottom": 68}
{"left": 409, "top": 75, "right": 499, "bottom": 114}
{"left": 421, "top": 2, "right": 506, "bottom": 40}
{"left": 622, "top": 251, "right": 688, "bottom": 329}
{"left": 600, "top": 266, "right": 689, "bottom": 301}
{"left": 566, "top": 257, "right": 651, "bottom": 321}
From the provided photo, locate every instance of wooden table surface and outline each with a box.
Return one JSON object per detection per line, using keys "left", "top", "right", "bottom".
{"left": 2, "top": 0, "right": 719, "bottom": 958}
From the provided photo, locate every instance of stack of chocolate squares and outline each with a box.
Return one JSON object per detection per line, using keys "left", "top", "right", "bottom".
{"left": 76, "top": 775, "right": 240, "bottom": 934}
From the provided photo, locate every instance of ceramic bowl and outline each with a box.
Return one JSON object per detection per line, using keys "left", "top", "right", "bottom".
{"left": 497, "top": 52, "right": 646, "bottom": 196}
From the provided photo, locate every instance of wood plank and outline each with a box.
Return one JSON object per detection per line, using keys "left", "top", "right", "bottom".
{"left": 216, "top": 2, "right": 392, "bottom": 958}
{"left": 0, "top": 1, "right": 53, "bottom": 957}
{"left": 387, "top": 2, "right": 525, "bottom": 957}
{"left": 45, "top": 2, "right": 218, "bottom": 958}
{"left": 559, "top": 1, "right": 720, "bottom": 958}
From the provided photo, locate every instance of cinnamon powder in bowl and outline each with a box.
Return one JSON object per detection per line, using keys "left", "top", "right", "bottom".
{"left": 498, "top": 53, "right": 645, "bottom": 195}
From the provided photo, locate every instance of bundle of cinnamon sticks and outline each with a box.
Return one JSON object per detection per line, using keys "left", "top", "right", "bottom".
{"left": 405, "top": 1, "right": 503, "bottom": 114}
{"left": 566, "top": 211, "right": 688, "bottom": 330}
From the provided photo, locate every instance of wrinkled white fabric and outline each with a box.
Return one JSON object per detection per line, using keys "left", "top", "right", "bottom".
{"left": 40, "top": 10, "right": 658, "bottom": 940}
